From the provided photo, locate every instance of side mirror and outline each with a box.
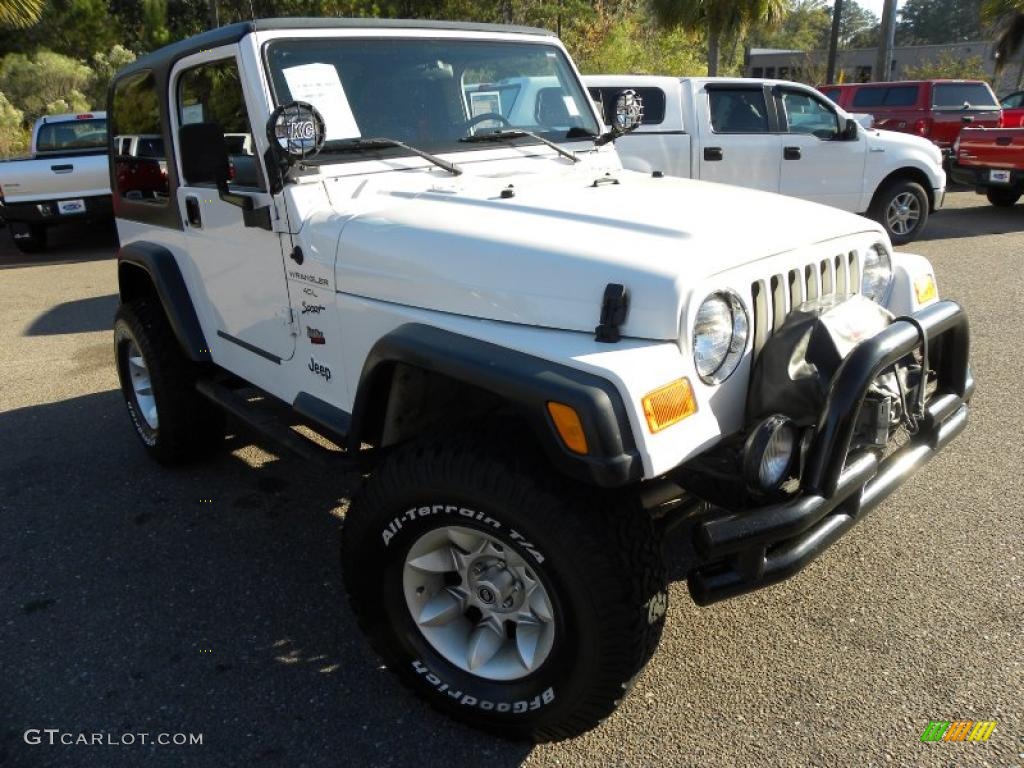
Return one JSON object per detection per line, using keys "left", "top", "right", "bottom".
{"left": 842, "top": 117, "right": 859, "bottom": 140}
{"left": 179, "top": 122, "right": 253, "bottom": 212}
{"left": 179, "top": 122, "right": 230, "bottom": 186}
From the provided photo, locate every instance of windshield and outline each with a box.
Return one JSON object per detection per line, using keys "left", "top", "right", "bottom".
{"left": 265, "top": 38, "right": 600, "bottom": 161}
{"left": 36, "top": 118, "right": 107, "bottom": 152}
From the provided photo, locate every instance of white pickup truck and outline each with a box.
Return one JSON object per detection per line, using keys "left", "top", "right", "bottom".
{"left": 0, "top": 112, "right": 112, "bottom": 253}
{"left": 111, "top": 18, "right": 971, "bottom": 741}
{"left": 585, "top": 75, "right": 946, "bottom": 244}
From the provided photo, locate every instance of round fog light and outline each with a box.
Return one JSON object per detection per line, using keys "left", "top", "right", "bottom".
{"left": 743, "top": 415, "right": 797, "bottom": 491}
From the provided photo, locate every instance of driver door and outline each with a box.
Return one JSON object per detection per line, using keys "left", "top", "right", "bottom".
{"left": 172, "top": 50, "right": 296, "bottom": 363}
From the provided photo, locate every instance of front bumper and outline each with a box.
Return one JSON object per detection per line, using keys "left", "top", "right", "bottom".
{"left": 686, "top": 300, "right": 971, "bottom": 605}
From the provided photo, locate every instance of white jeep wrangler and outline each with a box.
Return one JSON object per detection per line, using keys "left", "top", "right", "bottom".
{"left": 109, "top": 18, "right": 972, "bottom": 742}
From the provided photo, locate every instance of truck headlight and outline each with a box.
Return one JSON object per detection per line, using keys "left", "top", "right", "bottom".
{"left": 693, "top": 291, "right": 748, "bottom": 384}
{"left": 861, "top": 244, "right": 893, "bottom": 303}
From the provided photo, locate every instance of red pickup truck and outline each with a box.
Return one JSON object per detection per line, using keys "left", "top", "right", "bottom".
{"left": 819, "top": 80, "right": 1002, "bottom": 157}
{"left": 950, "top": 127, "right": 1024, "bottom": 206}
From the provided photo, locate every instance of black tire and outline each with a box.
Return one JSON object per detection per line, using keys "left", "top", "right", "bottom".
{"left": 341, "top": 434, "right": 667, "bottom": 742}
{"left": 114, "top": 299, "right": 224, "bottom": 464}
{"left": 11, "top": 223, "right": 47, "bottom": 254}
{"left": 986, "top": 187, "right": 1022, "bottom": 208}
{"left": 869, "top": 179, "right": 930, "bottom": 245}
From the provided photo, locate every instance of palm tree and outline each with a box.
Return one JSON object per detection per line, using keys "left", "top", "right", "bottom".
{"left": 0, "top": 0, "right": 42, "bottom": 28}
{"left": 983, "top": 0, "right": 1024, "bottom": 79}
{"left": 651, "top": 0, "right": 787, "bottom": 76}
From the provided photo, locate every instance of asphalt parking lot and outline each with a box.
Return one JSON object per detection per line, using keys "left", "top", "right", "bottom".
{"left": 1, "top": 189, "right": 1022, "bottom": 768}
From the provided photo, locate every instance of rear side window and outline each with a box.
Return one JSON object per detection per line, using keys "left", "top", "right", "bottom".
{"left": 933, "top": 83, "right": 997, "bottom": 109}
{"left": 708, "top": 88, "right": 769, "bottom": 133}
{"left": 851, "top": 85, "right": 918, "bottom": 108}
{"left": 111, "top": 71, "right": 168, "bottom": 205}
{"left": 36, "top": 118, "right": 107, "bottom": 152}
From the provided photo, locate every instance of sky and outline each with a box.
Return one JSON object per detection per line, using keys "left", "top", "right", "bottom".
{"left": 859, "top": 0, "right": 903, "bottom": 20}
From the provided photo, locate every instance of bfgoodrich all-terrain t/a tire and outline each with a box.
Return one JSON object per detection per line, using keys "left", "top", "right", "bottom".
{"left": 341, "top": 434, "right": 668, "bottom": 742}
{"left": 114, "top": 299, "right": 224, "bottom": 464}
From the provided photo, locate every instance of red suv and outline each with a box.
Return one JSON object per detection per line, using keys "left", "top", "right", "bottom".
{"left": 819, "top": 80, "right": 1002, "bottom": 157}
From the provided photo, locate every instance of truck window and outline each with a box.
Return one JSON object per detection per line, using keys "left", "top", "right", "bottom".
{"left": 780, "top": 90, "right": 839, "bottom": 139}
{"left": 819, "top": 88, "right": 841, "bottom": 103}
{"left": 111, "top": 71, "right": 169, "bottom": 205}
{"left": 932, "top": 83, "right": 997, "bottom": 109}
{"left": 851, "top": 85, "right": 917, "bottom": 108}
{"left": 178, "top": 58, "right": 263, "bottom": 190}
{"left": 586, "top": 86, "right": 667, "bottom": 127}
{"left": 708, "top": 88, "right": 769, "bottom": 133}
{"left": 36, "top": 118, "right": 107, "bottom": 152}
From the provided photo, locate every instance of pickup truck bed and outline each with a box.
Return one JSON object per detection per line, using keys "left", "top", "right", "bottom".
{"left": 950, "top": 126, "right": 1024, "bottom": 207}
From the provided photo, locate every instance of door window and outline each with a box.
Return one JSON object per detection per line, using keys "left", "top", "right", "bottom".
{"left": 177, "top": 58, "right": 263, "bottom": 190}
{"left": 1002, "top": 92, "right": 1024, "bottom": 108}
{"left": 780, "top": 90, "right": 840, "bottom": 139}
{"left": 708, "top": 88, "right": 770, "bottom": 133}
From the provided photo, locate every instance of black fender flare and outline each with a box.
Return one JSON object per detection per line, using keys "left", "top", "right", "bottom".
{"left": 116, "top": 241, "right": 211, "bottom": 363}
{"left": 349, "top": 324, "right": 642, "bottom": 488}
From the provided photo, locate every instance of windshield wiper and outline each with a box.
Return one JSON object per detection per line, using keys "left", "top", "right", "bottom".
{"left": 459, "top": 129, "right": 579, "bottom": 163}
{"left": 321, "top": 137, "right": 461, "bottom": 176}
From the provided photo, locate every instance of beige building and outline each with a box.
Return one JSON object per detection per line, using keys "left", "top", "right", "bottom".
{"left": 746, "top": 41, "right": 1021, "bottom": 95}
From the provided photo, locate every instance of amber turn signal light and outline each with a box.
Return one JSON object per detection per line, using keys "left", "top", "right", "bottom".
{"left": 547, "top": 402, "right": 589, "bottom": 455}
{"left": 914, "top": 274, "right": 937, "bottom": 305}
{"left": 642, "top": 378, "right": 697, "bottom": 433}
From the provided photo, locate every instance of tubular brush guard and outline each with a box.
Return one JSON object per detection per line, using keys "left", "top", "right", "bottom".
{"left": 687, "top": 299, "right": 972, "bottom": 605}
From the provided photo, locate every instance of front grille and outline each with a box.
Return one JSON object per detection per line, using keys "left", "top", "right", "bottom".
{"left": 750, "top": 250, "right": 862, "bottom": 361}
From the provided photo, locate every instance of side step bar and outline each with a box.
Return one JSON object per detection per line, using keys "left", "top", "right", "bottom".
{"left": 196, "top": 379, "right": 361, "bottom": 469}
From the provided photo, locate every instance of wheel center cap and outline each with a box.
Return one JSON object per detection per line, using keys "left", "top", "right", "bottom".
{"left": 477, "top": 587, "right": 495, "bottom": 604}
{"left": 471, "top": 562, "right": 522, "bottom": 612}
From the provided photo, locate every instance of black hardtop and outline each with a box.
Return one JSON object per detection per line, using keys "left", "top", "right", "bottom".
{"left": 115, "top": 16, "right": 555, "bottom": 82}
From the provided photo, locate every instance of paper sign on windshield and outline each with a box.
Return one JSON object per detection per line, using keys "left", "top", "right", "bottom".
{"left": 282, "top": 63, "right": 360, "bottom": 141}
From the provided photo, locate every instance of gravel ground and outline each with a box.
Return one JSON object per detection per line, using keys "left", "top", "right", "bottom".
{"left": 1, "top": 191, "right": 1021, "bottom": 768}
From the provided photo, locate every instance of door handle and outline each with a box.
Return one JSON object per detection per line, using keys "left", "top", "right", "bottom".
{"left": 704, "top": 147, "right": 723, "bottom": 161}
{"left": 50, "top": 164, "right": 73, "bottom": 174}
{"left": 185, "top": 195, "right": 202, "bottom": 228}
{"left": 784, "top": 146, "right": 801, "bottom": 160}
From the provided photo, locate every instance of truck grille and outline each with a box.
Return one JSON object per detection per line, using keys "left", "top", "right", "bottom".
{"left": 750, "top": 250, "right": 861, "bottom": 361}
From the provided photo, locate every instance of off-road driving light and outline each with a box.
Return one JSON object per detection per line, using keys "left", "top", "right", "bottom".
{"left": 743, "top": 414, "right": 798, "bottom": 491}
{"left": 862, "top": 244, "right": 893, "bottom": 303}
{"left": 642, "top": 377, "right": 697, "bottom": 433}
{"left": 693, "top": 291, "right": 748, "bottom": 384}
{"left": 547, "top": 401, "right": 588, "bottom": 454}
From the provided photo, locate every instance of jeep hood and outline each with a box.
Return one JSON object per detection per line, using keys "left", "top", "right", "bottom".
{"left": 330, "top": 170, "right": 883, "bottom": 341}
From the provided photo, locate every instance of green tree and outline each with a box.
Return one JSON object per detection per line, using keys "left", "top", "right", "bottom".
{"left": 88, "top": 44, "right": 137, "bottom": 109}
{"left": 0, "top": 0, "right": 42, "bottom": 28}
{"left": 0, "top": 50, "right": 94, "bottom": 123}
{"left": 0, "top": 90, "right": 28, "bottom": 156}
{"left": 897, "top": 0, "right": 982, "bottom": 44}
{"left": 752, "top": 0, "right": 831, "bottom": 50}
{"left": 901, "top": 50, "right": 989, "bottom": 79}
{"left": 830, "top": 0, "right": 879, "bottom": 47}
{"left": 650, "top": 0, "right": 788, "bottom": 75}
{"left": 983, "top": 0, "right": 1024, "bottom": 76}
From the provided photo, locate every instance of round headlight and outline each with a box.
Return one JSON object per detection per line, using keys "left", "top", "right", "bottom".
{"left": 861, "top": 244, "right": 893, "bottom": 303}
{"left": 692, "top": 291, "right": 748, "bottom": 384}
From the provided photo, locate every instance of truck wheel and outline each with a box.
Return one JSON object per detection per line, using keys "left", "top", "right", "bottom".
{"left": 985, "top": 187, "right": 1021, "bottom": 207}
{"left": 11, "top": 223, "right": 47, "bottom": 254}
{"left": 114, "top": 300, "right": 224, "bottom": 464}
{"left": 341, "top": 435, "right": 667, "bottom": 741}
{"left": 870, "top": 179, "right": 929, "bottom": 245}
